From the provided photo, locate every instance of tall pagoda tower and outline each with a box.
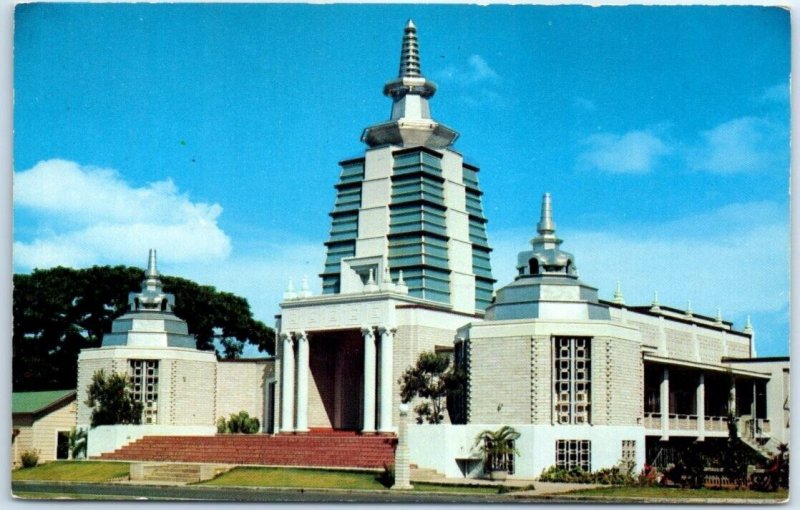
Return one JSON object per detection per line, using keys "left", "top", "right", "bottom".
{"left": 320, "top": 20, "right": 494, "bottom": 313}
{"left": 277, "top": 21, "right": 494, "bottom": 435}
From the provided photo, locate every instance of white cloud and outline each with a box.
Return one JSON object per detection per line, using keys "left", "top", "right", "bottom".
{"left": 578, "top": 130, "right": 671, "bottom": 173}
{"left": 14, "top": 159, "right": 231, "bottom": 269}
{"left": 437, "top": 54, "right": 500, "bottom": 84}
{"left": 758, "top": 83, "right": 789, "bottom": 104}
{"left": 490, "top": 201, "right": 789, "bottom": 321}
{"left": 687, "top": 116, "right": 787, "bottom": 174}
{"left": 572, "top": 96, "right": 597, "bottom": 111}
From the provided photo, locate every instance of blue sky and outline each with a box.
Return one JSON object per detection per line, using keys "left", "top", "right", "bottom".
{"left": 13, "top": 4, "right": 791, "bottom": 356}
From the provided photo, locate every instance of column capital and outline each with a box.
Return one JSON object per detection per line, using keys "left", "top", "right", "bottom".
{"left": 378, "top": 326, "right": 397, "bottom": 336}
{"left": 294, "top": 330, "right": 309, "bottom": 342}
{"left": 362, "top": 326, "right": 376, "bottom": 337}
{"left": 280, "top": 331, "right": 293, "bottom": 342}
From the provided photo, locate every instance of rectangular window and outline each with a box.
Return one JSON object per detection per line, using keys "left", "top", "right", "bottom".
{"left": 553, "top": 337, "right": 591, "bottom": 424}
{"left": 556, "top": 439, "right": 591, "bottom": 471}
{"left": 130, "top": 359, "right": 159, "bottom": 424}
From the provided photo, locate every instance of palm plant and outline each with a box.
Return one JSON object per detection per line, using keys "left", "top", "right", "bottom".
{"left": 473, "top": 426, "right": 521, "bottom": 477}
{"left": 68, "top": 427, "right": 88, "bottom": 459}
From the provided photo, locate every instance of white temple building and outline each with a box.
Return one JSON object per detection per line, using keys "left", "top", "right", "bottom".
{"left": 74, "top": 20, "right": 788, "bottom": 479}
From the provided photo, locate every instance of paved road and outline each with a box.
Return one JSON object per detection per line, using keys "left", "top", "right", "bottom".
{"left": 13, "top": 481, "right": 525, "bottom": 503}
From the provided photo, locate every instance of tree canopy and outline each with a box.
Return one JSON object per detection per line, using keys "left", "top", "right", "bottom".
{"left": 398, "top": 350, "right": 465, "bottom": 424}
{"left": 85, "top": 369, "right": 144, "bottom": 427}
{"left": 13, "top": 265, "right": 275, "bottom": 392}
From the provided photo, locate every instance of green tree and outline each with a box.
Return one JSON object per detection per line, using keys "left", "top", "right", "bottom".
{"left": 13, "top": 265, "right": 275, "bottom": 391}
{"left": 85, "top": 370, "right": 144, "bottom": 427}
{"left": 398, "top": 351, "right": 463, "bottom": 424}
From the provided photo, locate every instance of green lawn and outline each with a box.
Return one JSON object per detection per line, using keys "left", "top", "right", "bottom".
{"left": 200, "top": 467, "right": 387, "bottom": 490}
{"left": 565, "top": 485, "right": 789, "bottom": 501}
{"left": 12, "top": 461, "right": 130, "bottom": 482}
{"left": 200, "top": 467, "right": 502, "bottom": 494}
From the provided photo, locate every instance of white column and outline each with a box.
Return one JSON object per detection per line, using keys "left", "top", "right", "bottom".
{"left": 362, "top": 326, "right": 377, "bottom": 433}
{"left": 660, "top": 367, "right": 670, "bottom": 440}
{"left": 697, "top": 372, "right": 705, "bottom": 440}
{"left": 280, "top": 332, "right": 295, "bottom": 433}
{"left": 295, "top": 331, "right": 310, "bottom": 433}
{"left": 378, "top": 327, "right": 395, "bottom": 433}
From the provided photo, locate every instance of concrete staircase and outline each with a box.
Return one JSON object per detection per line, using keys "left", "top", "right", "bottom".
{"left": 95, "top": 430, "right": 397, "bottom": 470}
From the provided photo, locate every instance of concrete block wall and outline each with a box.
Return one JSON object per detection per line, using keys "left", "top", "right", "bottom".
{"left": 529, "top": 336, "right": 552, "bottom": 424}
{"left": 215, "top": 361, "right": 269, "bottom": 426}
{"left": 467, "top": 336, "right": 531, "bottom": 424}
{"left": 171, "top": 358, "right": 217, "bottom": 426}
{"left": 602, "top": 337, "right": 644, "bottom": 426}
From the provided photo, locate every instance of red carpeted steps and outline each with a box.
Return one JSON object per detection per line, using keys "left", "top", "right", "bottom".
{"left": 94, "top": 430, "right": 397, "bottom": 469}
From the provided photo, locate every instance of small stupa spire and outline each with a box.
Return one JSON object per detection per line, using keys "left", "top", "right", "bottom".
{"left": 685, "top": 300, "right": 693, "bottom": 317}
{"left": 613, "top": 281, "right": 625, "bottom": 305}
{"left": 284, "top": 277, "right": 297, "bottom": 300}
{"left": 299, "top": 275, "right": 312, "bottom": 298}
{"left": 537, "top": 193, "right": 556, "bottom": 236}
{"left": 145, "top": 249, "right": 158, "bottom": 278}
{"left": 744, "top": 315, "right": 753, "bottom": 334}
{"left": 396, "top": 269, "right": 408, "bottom": 294}
{"left": 650, "top": 291, "right": 661, "bottom": 313}
{"left": 129, "top": 249, "right": 174, "bottom": 312}
{"left": 364, "top": 268, "right": 379, "bottom": 293}
{"left": 715, "top": 308, "right": 723, "bottom": 324}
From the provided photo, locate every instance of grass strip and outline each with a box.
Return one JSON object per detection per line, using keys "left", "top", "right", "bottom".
{"left": 565, "top": 485, "right": 789, "bottom": 501}
{"left": 200, "top": 466, "right": 386, "bottom": 490}
{"left": 12, "top": 461, "right": 131, "bottom": 482}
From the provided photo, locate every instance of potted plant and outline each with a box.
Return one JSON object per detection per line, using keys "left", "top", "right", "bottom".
{"left": 474, "top": 426, "right": 520, "bottom": 481}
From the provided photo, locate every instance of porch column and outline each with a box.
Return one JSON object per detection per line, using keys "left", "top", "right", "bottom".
{"left": 295, "top": 331, "right": 310, "bottom": 433}
{"left": 660, "top": 367, "right": 669, "bottom": 440}
{"left": 280, "top": 332, "right": 295, "bottom": 432}
{"left": 697, "top": 373, "right": 705, "bottom": 440}
{"left": 378, "top": 327, "right": 395, "bottom": 433}
{"left": 362, "top": 326, "right": 377, "bottom": 433}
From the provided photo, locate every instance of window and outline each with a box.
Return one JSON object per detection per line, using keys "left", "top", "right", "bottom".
{"left": 621, "top": 440, "right": 636, "bottom": 464}
{"left": 556, "top": 439, "right": 591, "bottom": 471}
{"left": 130, "top": 359, "right": 159, "bottom": 424}
{"left": 553, "top": 337, "right": 591, "bottom": 424}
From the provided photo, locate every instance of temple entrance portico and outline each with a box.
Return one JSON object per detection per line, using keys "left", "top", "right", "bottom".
{"left": 277, "top": 321, "right": 398, "bottom": 434}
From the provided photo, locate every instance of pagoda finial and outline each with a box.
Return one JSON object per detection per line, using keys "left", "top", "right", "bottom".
{"left": 537, "top": 193, "right": 556, "bottom": 236}
{"left": 399, "top": 20, "right": 421, "bottom": 78}
{"left": 146, "top": 249, "right": 158, "bottom": 278}
{"left": 383, "top": 20, "right": 437, "bottom": 101}
{"left": 129, "top": 249, "right": 174, "bottom": 312}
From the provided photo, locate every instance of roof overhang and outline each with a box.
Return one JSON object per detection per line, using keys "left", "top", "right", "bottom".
{"left": 643, "top": 353, "right": 771, "bottom": 379}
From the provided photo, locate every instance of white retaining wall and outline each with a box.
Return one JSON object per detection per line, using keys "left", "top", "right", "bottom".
{"left": 87, "top": 424, "right": 216, "bottom": 458}
{"left": 408, "top": 423, "right": 646, "bottom": 479}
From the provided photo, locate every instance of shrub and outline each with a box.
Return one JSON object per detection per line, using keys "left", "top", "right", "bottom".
{"left": 377, "top": 463, "right": 395, "bottom": 488}
{"left": 539, "top": 463, "right": 637, "bottom": 485}
{"left": 20, "top": 449, "right": 39, "bottom": 468}
{"left": 218, "top": 411, "right": 260, "bottom": 434}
